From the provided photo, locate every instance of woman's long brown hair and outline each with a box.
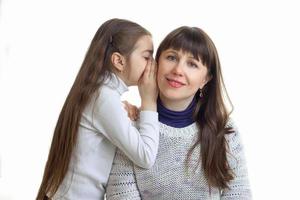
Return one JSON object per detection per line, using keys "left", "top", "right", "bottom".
{"left": 36, "top": 18, "right": 150, "bottom": 200}
{"left": 155, "top": 26, "right": 234, "bottom": 190}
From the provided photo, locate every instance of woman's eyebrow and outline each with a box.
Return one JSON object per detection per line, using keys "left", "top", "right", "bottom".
{"left": 187, "top": 55, "right": 201, "bottom": 62}
{"left": 165, "top": 50, "right": 178, "bottom": 55}
{"left": 188, "top": 56, "right": 198, "bottom": 60}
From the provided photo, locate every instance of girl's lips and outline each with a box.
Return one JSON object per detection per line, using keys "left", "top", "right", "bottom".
{"left": 166, "top": 78, "right": 185, "bottom": 88}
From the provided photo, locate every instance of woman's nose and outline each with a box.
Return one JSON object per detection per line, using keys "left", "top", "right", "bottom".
{"left": 171, "top": 62, "right": 184, "bottom": 76}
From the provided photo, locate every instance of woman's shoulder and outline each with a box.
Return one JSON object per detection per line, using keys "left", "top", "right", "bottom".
{"left": 224, "top": 118, "right": 246, "bottom": 156}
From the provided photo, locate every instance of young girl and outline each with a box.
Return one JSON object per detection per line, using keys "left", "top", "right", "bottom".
{"left": 36, "top": 18, "right": 160, "bottom": 200}
{"left": 106, "top": 26, "right": 252, "bottom": 199}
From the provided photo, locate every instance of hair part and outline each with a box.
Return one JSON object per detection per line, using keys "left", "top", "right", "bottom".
{"left": 36, "top": 18, "right": 150, "bottom": 200}
{"left": 156, "top": 26, "right": 235, "bottom": 190}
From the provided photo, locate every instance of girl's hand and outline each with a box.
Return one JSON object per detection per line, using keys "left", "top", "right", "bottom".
{"left": 138, "top": 58, "right": 158, "bottom": 111}
{"left": 122, "top": 100, "right": 139, "bottom": 121}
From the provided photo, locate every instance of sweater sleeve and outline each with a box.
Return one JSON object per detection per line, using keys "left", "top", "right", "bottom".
{"left": 221, "top": 121, "right": 252, "bottom": 200}
{"left": 91, "top": 89, "right": 159, "bottom": 169}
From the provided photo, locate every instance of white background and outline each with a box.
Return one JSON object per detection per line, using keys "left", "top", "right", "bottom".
{"left": 1, "top": 0, "right": 300, "bottom": 199}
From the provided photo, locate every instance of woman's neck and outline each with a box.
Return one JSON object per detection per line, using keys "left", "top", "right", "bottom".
{"left": 159, "top": 94, "right": 195, "bottom": 111}
{"left": 157, "top": 95, "right": 196, "bottom": 128}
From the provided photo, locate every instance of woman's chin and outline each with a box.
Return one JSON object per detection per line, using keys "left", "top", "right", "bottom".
{"left": 159, "top": 91, "right": 185, "bottom": 101}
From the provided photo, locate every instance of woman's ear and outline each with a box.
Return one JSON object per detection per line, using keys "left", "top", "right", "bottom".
{"left": 111, "top": 52, "right": 126, "bottom": 72}
{"left": 200, "top": 74, "right": 212, "bottom": 89}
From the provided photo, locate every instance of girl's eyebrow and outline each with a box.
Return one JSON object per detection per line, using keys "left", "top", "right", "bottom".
{"left": 142, "top": 49, "right": 153, "bottom": 54}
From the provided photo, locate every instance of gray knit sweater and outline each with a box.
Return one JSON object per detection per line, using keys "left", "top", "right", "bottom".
{"left": 106, "top": 121, "right": 252, "bottom": 200}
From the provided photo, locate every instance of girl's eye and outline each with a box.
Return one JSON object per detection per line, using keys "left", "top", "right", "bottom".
{"left": 166, "top": 55, "right": 177, "bottom": 61}
{"left": 145, "top": 54, "right": 153, "bottom": 60}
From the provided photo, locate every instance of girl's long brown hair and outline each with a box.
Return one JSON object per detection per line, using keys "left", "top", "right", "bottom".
{"left": 155, "top": 26, "right": 234, "bottom": 190}
{"left": 36, "top": 18, "right": 150, "bottom": 200}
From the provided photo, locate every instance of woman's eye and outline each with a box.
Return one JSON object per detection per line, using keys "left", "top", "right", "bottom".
{"left": 167, "top": 55, "right": 176, "bottom": 61}
{"left": 188, "top": 62, "right": 198, "bottom": 68}
{"left": 144, "top": 57, "right": 150, "bottom": 60}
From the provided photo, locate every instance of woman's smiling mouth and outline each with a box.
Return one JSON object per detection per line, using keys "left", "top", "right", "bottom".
{"left": 166, "top": 78, "right": 186, "bottom": 88}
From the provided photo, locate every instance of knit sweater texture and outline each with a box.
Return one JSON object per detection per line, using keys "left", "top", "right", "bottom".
{"left": 106, "top": 120, "right": 252, "bottom": 200}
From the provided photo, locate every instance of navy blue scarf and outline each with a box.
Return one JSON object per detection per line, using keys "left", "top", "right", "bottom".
{"left": 157, "top": 97, "right": 196, "bottom": 128}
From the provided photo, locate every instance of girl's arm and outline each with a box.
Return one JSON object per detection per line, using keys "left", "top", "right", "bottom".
{"left": 90, "top": 89, "right": 159, "bottom": 169}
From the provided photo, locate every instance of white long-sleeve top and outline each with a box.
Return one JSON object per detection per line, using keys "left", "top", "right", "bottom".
{"left": 52, "top": 73, "right": 159, "bottom": 200}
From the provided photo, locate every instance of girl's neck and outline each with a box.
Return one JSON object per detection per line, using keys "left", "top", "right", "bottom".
{"left": 114, "top": 71, "right": 131, "bottom": 86}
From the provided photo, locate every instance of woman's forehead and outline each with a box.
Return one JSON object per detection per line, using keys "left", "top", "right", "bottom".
{"left": 162, "top": 48, "right": 202, "bottom": 61}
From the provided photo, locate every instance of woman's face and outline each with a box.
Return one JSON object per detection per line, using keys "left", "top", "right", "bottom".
{"left": 157, "top": 49, "right": 210, "bottom": 110}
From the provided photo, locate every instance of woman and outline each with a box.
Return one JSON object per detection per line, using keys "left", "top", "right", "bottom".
{"left": 106, "top": 26, "right": 252, "bottom": 199}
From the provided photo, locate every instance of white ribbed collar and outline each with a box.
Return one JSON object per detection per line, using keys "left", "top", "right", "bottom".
{"left": 159, "top": 122, "right": 199, "bottom": 138}
{"left": 103, "top": 73, "right": 128, "bottom": 95}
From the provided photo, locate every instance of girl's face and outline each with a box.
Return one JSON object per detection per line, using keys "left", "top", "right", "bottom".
{"left": 157, "top": 49, "right": 210, "bottom": 110}
{"left": 125, "top": 35, "right": 153, "bottom": 86}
